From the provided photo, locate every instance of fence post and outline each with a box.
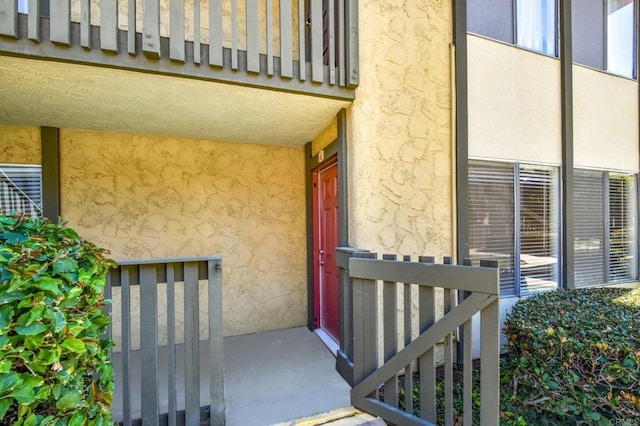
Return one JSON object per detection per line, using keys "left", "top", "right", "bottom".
{"left": 335, "top": 247, "right": 369, "bottom": 387}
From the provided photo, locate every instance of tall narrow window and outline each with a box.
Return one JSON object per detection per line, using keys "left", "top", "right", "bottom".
{"left": 574, "top": 170, "right": 605, "bottom": 287}
{"left": 469, "top": 162, "right": 516, "bottom": 295}
{"left": 609, "top": 173, "right": 638, "bottom": 281}
{"left": 469, "top": 161, "right": 560, "bottom": 297}
{"left": 607, "top": 0, "right": 635, "bottom": 78}
{"left": 574, "top": 170, "right": 638, "bottom": 287}
{"left": 519, "top": 165, "right": 559, "bottom": 294}
{"left": 516, "top": 0, "right": 558, "bottom": 56}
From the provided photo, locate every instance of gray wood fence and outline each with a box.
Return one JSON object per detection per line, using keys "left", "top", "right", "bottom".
{"left": 0, "top": 0, "right": 358, "bottom": 90}
{"left": 346, "top": 253, "right": 500, "bottom": 426}
{"left": 106, "top": 256, "right": 224, "bottom": 426}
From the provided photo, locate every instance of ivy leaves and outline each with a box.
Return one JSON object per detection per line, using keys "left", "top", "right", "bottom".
{"left": 0, "top": 214, "right": 115, "bottom": 425}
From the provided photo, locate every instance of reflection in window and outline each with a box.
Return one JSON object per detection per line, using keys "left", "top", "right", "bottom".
{"left": 469, "top": 161, "right": 560, "bottom": 297}
{"left": 516, "top": 0, "right": 557, "bottom": 56}
{"left": 607, "top": 0, "right": 635, "bottom": 77}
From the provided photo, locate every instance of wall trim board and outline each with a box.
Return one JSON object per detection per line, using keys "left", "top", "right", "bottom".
{"left": 41, "top": 127, "right": 60, "bottom": 223}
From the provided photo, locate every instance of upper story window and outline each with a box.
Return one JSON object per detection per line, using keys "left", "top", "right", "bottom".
{"left": 572, "top": 0, "right": 636, "bottom": 78}
{"left": 468, "top": 0, "right": 558, "bottom": 57}
{"left": 516, "top": 0, "right": 558, "bottom": 56}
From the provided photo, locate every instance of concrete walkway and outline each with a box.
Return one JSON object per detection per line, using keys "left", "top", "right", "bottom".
{"left": 112, "top": 327, "right": 351, "bottom": 425}
{"left": 224, "top": 327, "right": 351, "bottom": 426}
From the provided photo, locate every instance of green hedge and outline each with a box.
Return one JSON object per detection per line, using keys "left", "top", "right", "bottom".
{"left": 0, "top": 214, "right": 115, "bottom": 425}
{"left": 502, "top": 288, "right": 640, "bottom": 424}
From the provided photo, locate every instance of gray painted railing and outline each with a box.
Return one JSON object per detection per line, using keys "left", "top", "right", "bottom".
{"left": 345, "top": 252, "right": 500, "bottom": 426}
{"left": 0, "top": 0, "right": 358, "bottom": 97}
{"left": 106, "top": 256, "right": 224, "bottom": 426}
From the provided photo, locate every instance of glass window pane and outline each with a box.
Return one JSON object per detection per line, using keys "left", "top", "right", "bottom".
{"left": 607, "top": 0, "right": 635, "bottom": 77}
{"left": 519, "top": 165, "right": 559, "bottom": 294}
{"left": 469, "top": 161, "right": 516, "bottom": 296}
{"left": 468, "top": 0, "right": 515, "bottom": 44}
{"left": 572, "top": 0, "right": 605, "bottom": 69}
{"left": 516, "top": 0, "right": 558, "bottom": 56}
{"left": 0, "top": 164, "right": 42, "bottom": 218}
{"left": 574, "top": 169, "right": 605, "bottom": 287}
{"left": 609, "top": 173, "right": 638, "bottom": 281}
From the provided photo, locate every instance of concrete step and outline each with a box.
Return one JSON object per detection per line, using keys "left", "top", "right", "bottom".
{"left": 273, "top": 406, "right": 387, "bottom": 426}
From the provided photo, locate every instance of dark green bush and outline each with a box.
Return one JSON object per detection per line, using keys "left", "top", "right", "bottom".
{"left": 502, "top": 288, "right": 640, "bottom": 424}
{"left": 0, "top": 214, "right": 115, "bottom": 425}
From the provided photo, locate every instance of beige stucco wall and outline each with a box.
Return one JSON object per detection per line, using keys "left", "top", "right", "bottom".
{"left": 573, "top": 65, "right": 639, "bottom": 172}
{"left": 311, "top": 118, "right": 338, "bottom": 156}
{"left": 72, "top": 0, "right": 300, "bottom": 59}
{"left": 467, "top": 35, "right": 562, "bottom": 165}
{"left": 56, "top": 129, "right": 307, "bottom": 340}
{"left": 347, "top": 1, "right": 454, "bottom": 259}
{"left": 0, "top": 124, "right": 41, "bottom": 164}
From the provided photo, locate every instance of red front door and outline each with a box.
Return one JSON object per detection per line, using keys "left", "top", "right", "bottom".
{"left": 314, "top": 161, "right": 340, "bottom": 342}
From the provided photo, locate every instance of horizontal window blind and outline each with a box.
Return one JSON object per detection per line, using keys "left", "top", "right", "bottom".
{"left": 469, "top": 161, "right": 516, "bottom": 296}
{"left": 0, "top": 164, "right": 42, "bottom": 217}
{"left": 519, "top": 165, "right": 559, "bottom": 294}
{"left": 574, "top": 169, "right": 606, "bottom": 287}
{"left": 609, "top": 173, "right": 637, "bottom": 282}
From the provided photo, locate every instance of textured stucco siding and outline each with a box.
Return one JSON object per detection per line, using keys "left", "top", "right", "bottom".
{"left": 348, "top": 1, "right": 454, "bottom": 259}
{"left": 0, "top": 124, "right": 41, "bottom": 164}
{"left": 3, "top": 127, "right": 310, "bottom": 341}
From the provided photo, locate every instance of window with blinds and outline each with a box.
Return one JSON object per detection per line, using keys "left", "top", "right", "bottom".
{"left": 469, "top": 161, "right": 559, "bottom": 297}
{"left": 574, "top": 170, "right": 638, "bottom": 287}
{"left": 574, "top": 170, "right": 605, "bottom": 286}
{"left": 519, "top": 165, "right": 559, "bottom": 294}
{"left": 0, "top": 164, "right": 42, "bottom": 217}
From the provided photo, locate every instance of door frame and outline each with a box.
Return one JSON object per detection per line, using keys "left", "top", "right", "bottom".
{"left": 305, "top": 109, "right": 349, "bottom": 333}
{"left": 312, "top": 156, "right": 338, "bottom": 333}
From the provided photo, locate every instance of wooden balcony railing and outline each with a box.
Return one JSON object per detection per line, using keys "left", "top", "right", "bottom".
{"left": 0, "top": 0, "right": 358, "bottom": 98}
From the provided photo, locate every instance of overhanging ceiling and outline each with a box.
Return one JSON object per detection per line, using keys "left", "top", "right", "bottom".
{"left": 0, "top": 56, "right": 350, "bottom": 146}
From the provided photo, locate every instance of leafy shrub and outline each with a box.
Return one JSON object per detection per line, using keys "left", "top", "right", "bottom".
{"left": 0, "top": 214, "right": 115, "bottom": 425}
{"left": 502, "top": 288, "right": 640, "bottom": 424}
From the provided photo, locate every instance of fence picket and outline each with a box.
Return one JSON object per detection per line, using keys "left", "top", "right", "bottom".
{"left": 184, "top": 261, "right": 200, "bottom": 425}
{"left": 209, "top": 0, "right": 223, "bottom": 66}
{"left": 27, "top": 0, "right": 39, "bottom": 41}
{"left": 170, "top": 0, "right": 185, "bottom": 62}
{"left": 0, "top": 0, "right": 17, "bottom": 38}
{"left": 140, "top": 264, "right": 159, "bottom": 426}
{"left": 418, "top": 256, "right": 436, "bottom": 422}
{"left": 280, "top": 0, "right": 292, "bottom": 78}
{"left": 382, "top": 254, "right": 398, "bottom": 408}
{"left": 142, "top": 0, "right": 161, "bottom": 58}
{"left": 100, "top": 0, "right": 118, "bottom": 52}
{"left": 166, "top": 264, "right": 177, "bottom": 426}
{"left": 50, "top": 0, "right": 70, "bottom": 45}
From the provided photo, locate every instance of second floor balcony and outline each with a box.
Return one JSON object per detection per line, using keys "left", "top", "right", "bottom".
{"left": 0, "top": 0, "right": 358, "bottom": 99}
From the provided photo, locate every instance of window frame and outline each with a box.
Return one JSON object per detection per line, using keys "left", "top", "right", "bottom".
{"left": 0, "top": 163, "right": 43, "bottom": 218}
{"left": 574, "top": 168, "right": 639, "bottom": 287}
{"left": 468, "top": 159, "right": 561, "bottom": 298}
